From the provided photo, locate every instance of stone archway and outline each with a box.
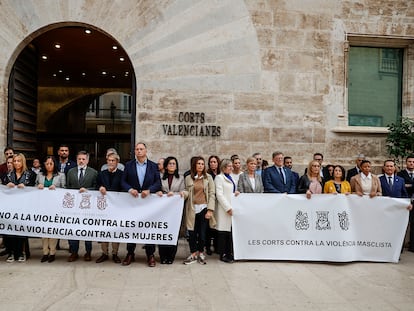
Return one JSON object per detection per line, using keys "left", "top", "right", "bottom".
{"left": 0, "top": 0, "right": 261, "bottom": 165}
{"left": 7, "top": 23, "right": 135, "bottom": 164}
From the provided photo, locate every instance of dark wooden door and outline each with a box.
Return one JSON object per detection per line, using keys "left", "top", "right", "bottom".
{"left": 7, "top": 44, "right": 38, "bottom": 160}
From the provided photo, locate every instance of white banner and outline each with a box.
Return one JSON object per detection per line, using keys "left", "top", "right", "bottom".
{"left": 232, "top": 194, "right": 410, "bottom": 263}
{"left": 0, "top": 186, "right": 184, "bottom": 245}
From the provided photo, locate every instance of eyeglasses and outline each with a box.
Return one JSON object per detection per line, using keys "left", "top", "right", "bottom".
{"left": 256, "top": 158, "right": 261, "bottom": 160}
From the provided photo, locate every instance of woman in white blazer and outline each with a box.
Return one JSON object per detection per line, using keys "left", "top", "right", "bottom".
{"left": 156, "top": 156, "right": 184, "bottom": 264}
{"left": 36, "top": 156, "right": 66, "bottom": 263}
{"left": 215, "top": 159, "right": 240, "bottom": 263}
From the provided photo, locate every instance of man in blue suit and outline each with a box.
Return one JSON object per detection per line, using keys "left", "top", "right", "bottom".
{"left": 263, "top": 151, "right": 296, "bottom": 193}
{"left": 380, "top": 160, "right": 412, "bottom": 255}
{"left": 121, "top": 142, "right": 161, "bottom": 267}
{"left": 380, "top": 160, "right": 409, "bottom": 198}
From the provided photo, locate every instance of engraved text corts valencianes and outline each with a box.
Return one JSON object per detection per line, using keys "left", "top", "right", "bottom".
{"left": 162, "top": 112, "right": 221, "bottom": 137}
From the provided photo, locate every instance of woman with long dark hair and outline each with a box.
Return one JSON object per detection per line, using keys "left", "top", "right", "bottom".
{"left": 323, "top": 165, "right": 351, "bottom": 194}
{"left": 36, "top": 156, "right": 66, "bottom": 262}
{"left": 156, "top": 156, "right": 184, "bottom": 264}
{"left": 182, "top": 156, "right": 215, "bottom": 265}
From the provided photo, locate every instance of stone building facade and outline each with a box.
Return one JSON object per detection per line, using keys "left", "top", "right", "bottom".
{"left": 0, "top": 0, "right": 413, "bottom": 172}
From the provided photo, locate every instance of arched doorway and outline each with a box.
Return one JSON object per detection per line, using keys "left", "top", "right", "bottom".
{"left": 8, "top": 24, "right": 135, "bottom": 167}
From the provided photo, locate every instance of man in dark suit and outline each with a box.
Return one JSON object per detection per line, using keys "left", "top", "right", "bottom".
{"left": 381, "top": 159, "right": 412, "bottom": 255}
{"left": 66, "top": 150, "right": 98, "bottom": 262}
{"left": 56, "top": 144, "right": 76, "bottom": 175}
{"left": 284, "top": 156, "right": 299, "bottom": 190}
{"left": 397, "top": 155, "right": 414, "bottom": 251}
{"left": 303, "top": 153, "right": 331, "bottom": 181}
{"left": 95, "top": 152, "right": 123, "bottom": 264}
{"left": 346, "top": 153, "right": 365, "bottom": 182}
{"left": 0, "top": 146, "right": 14, "bottom": 177}
{"left": 263, "top": 151, "right": 296, "bottom": 194}
{"left": 121, "top": 142, "right": 161, "bottom": 267}
{"left": 380, "top": 160, "right": 408, "bottom": 198}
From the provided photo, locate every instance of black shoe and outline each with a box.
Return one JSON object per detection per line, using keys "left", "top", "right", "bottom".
{"left": 220, "top": 255, "right": 234, "bottom": 263}
{"left": 41, "top": 255, "right": 49, "bottom": 263}
{"left": 95, "top": 253, "right": 109, "bottom": 263}
{"left": 112, "top": 254, "right": 121, "bottom": 263}
{"left": 48, "top": 255, "right": 55, "bottom": 263}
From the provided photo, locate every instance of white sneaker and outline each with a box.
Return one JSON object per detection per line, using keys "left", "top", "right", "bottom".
{"left": 183, "top": 254, "right": 197, "bottom": 265}
{"left": 18, "top": 255, "right": 26, "bottom": 262}
{"left": 6, "top": 255, "right": 14, "bottom": 263}
{"left": 197, "top": 253, "right": 207, "bottom": 265}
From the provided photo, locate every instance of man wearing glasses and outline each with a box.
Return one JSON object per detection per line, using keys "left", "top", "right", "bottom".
{"left": 303, "top": 153, "right": 330, "bottom": 181}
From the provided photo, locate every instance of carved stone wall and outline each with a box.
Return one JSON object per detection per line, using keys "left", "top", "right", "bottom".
{"left": 0, "top": 0, "right": 413, "bottom": 172}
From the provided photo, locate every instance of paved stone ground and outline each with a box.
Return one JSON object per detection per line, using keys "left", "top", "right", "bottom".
{"left": 0, "top": 238, "right": 413, "bottom": 311}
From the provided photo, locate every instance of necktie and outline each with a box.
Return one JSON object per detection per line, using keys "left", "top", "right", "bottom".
{"left": 410, "top": 173, "right": 414, "bottom": 181}
{"left": 79, "top": 168, "right": 84, "bottom": 184}
{"left": 279, "top": 167, "right": 285, "bottom": 184}
{"left": 388, "top": 176, "right": 393, "bottom": 188}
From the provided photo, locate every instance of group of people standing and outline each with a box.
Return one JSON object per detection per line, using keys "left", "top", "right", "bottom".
{"left": 0, "top": 145, "right": 413, "bottom": 267}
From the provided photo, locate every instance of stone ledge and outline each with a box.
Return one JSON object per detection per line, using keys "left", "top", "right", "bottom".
{"left": 331, "top": 126, "right": 389, "bottom": 134}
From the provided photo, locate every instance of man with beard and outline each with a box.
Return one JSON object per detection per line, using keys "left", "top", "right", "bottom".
{"left": 56, "top": 144, "right": 76, "bottom": 175}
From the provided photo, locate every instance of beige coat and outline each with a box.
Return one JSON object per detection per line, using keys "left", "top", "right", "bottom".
{"left": 183, "top": 174, "right": 215, "bottom": 231}
{"left": 350, "top": 173, "right": 382, "bottom": 196}
{"left": 214, "top": 173, "right": 234, "bottom": 232}
{"left": 160, "top": 175, "right": 184, "bottom": 193}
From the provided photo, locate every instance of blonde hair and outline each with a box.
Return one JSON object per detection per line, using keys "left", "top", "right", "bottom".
{"left": 246, "top": 156, "right": 256, "bottom": 164}
{"left": 306, "top": 160, "right": 322, "bottom": 182}
{"left": 13, "top": 153, "right": 28, "bottom": 172}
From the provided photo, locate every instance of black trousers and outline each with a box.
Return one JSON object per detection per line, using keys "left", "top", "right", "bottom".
{"left": 217, "top": 230, "right": 233, "bottom": 257}
{"left": 409, "top": 209, "right": 414, "bottom": 251}
{"left": 158, "top": 245, "right": 177, "bottom": 262}
{"left": 188, "top": 208, "right": 208, "bottom": 253}
{"left": 9, "top": 235, "right": 25, "bottom": 259}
